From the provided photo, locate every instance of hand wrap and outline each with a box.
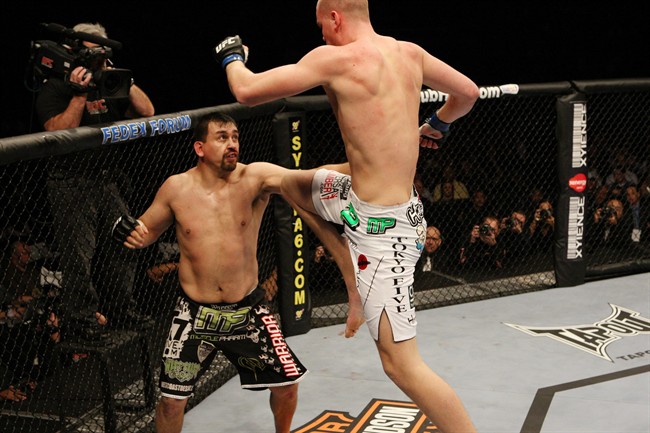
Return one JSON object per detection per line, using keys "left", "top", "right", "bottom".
{"left": 424, "top": 111, "right": 451, "bottom": 144}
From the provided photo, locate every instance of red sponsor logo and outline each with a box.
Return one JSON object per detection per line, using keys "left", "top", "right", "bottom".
{"left": 357, "top": 254, "right": 370, "bottom": 271}
{"left": 569, "top": 173, "right": 587, "bottom": 193}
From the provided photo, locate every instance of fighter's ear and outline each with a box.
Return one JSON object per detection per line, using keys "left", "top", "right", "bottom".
{"left": 194, "top": 140, "right": 204, "bottom": 157}
{"left": 331, "top": 10, "right": 341, "bottom": 29}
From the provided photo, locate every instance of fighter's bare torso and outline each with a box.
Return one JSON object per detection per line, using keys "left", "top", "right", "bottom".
{"left": 162, "top": 163, "right": 271, "bottom": 303}
{"left": 323, "top": 36, "right": 424, "bottom": 205}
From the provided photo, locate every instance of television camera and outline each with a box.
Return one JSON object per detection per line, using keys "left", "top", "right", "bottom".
{"left": 28, "top": 23, "right": 132, "bottom": 99}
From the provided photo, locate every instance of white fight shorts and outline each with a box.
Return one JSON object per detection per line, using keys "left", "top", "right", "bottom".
{"left": 311, "top": 169, "right": 427, "bottom": 341}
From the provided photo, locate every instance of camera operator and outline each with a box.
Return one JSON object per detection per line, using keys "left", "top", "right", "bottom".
{"left": 35, "top": 22, "right": 154, "bottom": 130}
{"left": 458, "top": 215, "right": 505, "bottom": 270}
{"left": 34, "top": 23, "right": 154, "bottom": 342}
{"left": 528, "top": 201, "right": 555, "bottom": 253}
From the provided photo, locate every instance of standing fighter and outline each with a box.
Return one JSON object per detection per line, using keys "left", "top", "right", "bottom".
{"left": 214, "top": 1, "right": 479, "bottom": 432}
{"left": 112, "top": 113, "right": 307, "bottom": 433}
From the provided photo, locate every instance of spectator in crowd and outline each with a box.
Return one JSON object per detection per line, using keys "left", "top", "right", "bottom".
{"left": 453, "top": 189, "right": 494, "bottom": 252}
{"left": 0, "top": 291, "right": 61, "bottom": 402}
{"left": 499, "top": 210, "right": 529, "bottom": 266}
{"left": 521, "top": 187, "right": 545, "bottom": 224}
{"left": 623, "top": 185, "right": 649, "bottom": 244}
{"left": 609, "top": 149, "right": 645, "bottom": 184}
{"left": 458, "top": 215, "right": 505, "bottom": 269}
{"left": 588, "top": 184, "right": 611, "bottom": 216}
{"left": 34, "top": 22, "right": 154, "bottom": 341}
{"left": 588, "top": 198, "right": 631, "bottom": 249}
{"left": 639, "top": 176, "right": 650, "bottom": 201}
{"left": 587, "top": 168, "right": 603, "bottom": 189}
{"left": 528, "top": 201, "right": 555, "bottom": 253}
{"left": 624, "top": 150, "right": 648, "bottom": 183}
{"left": 0, "top": 241, "right": 107, "bottom": 402}
{"left": 431, "top": 165, "right": 470, "bottom": 202}
{"left": 0, "top": 241, "right": 41, "bottom": 301}
{"left": 605, "top": 166, "right": 637, "bottom": 200}
{"left": 414, "top": 226, "right": 453, "bottom": 291}
{"left": 460, "top": 189, "right": 494, "bottom": 230}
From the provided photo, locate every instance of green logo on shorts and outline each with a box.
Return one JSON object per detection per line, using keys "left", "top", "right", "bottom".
{"left": 367, "top": 217, "right": 396, "bottom": 234}
{"left": 341, "top": 203, "right": 360, "bottom": 230}
{"left": 195, "top": 306, "right": 250, "bottom": 334}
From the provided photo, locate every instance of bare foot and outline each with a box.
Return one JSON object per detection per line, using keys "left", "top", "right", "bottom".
{"left": 343, "top": 304, "right": 365, "bottom": 338}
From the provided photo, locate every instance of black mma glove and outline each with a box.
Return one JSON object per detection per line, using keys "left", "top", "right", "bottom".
{"left": 419, "top": 111, "right": 451, "bottom": 145}
{"left": 214, "top": 35, "right": 248, "bottom": 69}
{"left": 112, "top": 214, "right": 140, "bottom": 244}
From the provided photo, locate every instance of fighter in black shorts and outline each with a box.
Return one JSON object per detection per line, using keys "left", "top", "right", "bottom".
{"left": 113, "top": 113, "right": 306, "bottom": 433}
{"left": 160, "top": 288, "right": 305, "bottom": 398}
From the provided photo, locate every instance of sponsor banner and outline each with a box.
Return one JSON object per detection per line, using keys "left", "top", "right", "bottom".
{"left": 554, "top": 94, "right": 587, "bottom": 286}
{"left": 273, "top": 113, "right": 311, "bottom": 336}
{"left": 292, "top": 399, "right": 440, "bottom": 433}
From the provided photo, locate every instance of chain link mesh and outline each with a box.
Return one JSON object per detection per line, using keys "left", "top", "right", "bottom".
{"left": 0, "top": 82, "right": 648, "bottom": 432}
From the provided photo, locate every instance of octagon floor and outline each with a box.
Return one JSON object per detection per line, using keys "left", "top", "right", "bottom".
{"left": 183, "top": 272, "right": 650, "bottom": 433}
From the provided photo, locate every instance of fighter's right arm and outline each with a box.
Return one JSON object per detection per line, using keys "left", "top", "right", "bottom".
{"left": 113, "top": 177, "right": 177, "bottom": 249}
{"left": 215, "top": 36, "right": 342, "bottom": 107}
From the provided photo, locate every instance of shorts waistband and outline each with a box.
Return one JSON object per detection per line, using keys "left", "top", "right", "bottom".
{"left": 182, "top": 287, "right": 265, "bottom": 310}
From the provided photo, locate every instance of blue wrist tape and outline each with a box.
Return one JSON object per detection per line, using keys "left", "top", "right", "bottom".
{"left": 222, "top": 54, "right": 244, "bottom": 69}
{"left": 427, "top": 112, "right": 450, "bottom": 132}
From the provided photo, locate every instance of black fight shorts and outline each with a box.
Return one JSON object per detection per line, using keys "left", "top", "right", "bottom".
{"left": 159, "top": 288, "right": 307, "bottom": 399}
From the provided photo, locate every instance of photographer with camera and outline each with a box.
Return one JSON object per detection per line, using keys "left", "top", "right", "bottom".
{"left": 34, "top": 23, "right": 154, "bottom": 342}
{"left": 458, "top": 215, "right": 505, "bottom": 270}
{"left": 588, "top": 198, "right": 632, "bottom": 251}
{"left": 499, "top": 210, "right": 529, "bottom": 267}
{"left": 528, "top": 201, "right": 555, "bottom": 253}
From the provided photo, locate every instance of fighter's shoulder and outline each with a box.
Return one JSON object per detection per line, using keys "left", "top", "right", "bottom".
{"left": 396, "top": 39, "right": 425, "bottom": 58}
{"left": 159, "top": 171, "right": 193, "bottom": 194}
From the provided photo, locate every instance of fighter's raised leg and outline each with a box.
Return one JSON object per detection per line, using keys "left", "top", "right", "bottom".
{"left": 281, "top": 166, "right": 364, "bottom": 337}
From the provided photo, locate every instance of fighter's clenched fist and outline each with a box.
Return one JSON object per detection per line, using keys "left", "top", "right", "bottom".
{"left": 214, "top": 35, "right": 248, "bottom": 69}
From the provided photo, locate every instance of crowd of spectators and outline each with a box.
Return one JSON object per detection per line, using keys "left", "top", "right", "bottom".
{"left": 411, "top": 144, "right": 649, "bottom": 284}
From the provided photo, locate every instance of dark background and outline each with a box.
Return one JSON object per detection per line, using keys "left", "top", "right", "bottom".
{"left": 1, "top": 1, "right": 648, "bottom": 138}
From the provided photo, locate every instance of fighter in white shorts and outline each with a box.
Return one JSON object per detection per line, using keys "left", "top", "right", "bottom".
{"left": 311, "top": 169, "right": 427, "bottom": 342}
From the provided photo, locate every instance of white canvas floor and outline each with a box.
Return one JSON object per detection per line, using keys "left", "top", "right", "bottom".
{"left": 183, "top": 272, "right": 650, "bottom": 433}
